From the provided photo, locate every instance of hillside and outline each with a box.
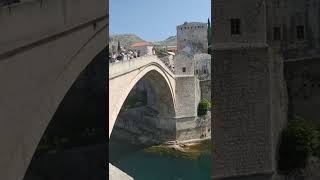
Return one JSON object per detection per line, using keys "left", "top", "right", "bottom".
{"left": 109, "top": 34, "right": 177, "bottom": 52}
{"left": 154, "top": 36, "right": 177, "bottom": 46}
{"left": 109, "top": 34, "right": 145, "bottom": 48}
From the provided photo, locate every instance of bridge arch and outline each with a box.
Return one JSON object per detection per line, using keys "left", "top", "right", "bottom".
{"left": 0, "top": 17, "right": 107, "bottom": 180}
{"left": 109, "top": 57, "right": 176, "bottom": 137}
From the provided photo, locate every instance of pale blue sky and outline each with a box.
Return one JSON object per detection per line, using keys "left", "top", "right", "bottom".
{"left": 110, "top": 0, "right": 211, "bottom": 42}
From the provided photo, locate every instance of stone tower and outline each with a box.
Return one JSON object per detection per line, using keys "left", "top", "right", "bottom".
{"left": 212, "top": 0, "right": 286, "bottom": 179}
{"left": 177, "top": 22, "right": 208, "bottom": 54}
{"left": 174, "top": 50, "right": 200, "bottom": 118}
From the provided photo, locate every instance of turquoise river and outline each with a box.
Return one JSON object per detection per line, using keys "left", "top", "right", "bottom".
{"left": 109, "top": 139, "right": 211, "bottom": 180}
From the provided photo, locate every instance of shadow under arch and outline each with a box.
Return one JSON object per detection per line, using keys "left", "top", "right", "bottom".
{"left": 23, "top": 47, "right": 108, "bottom": 180}
{"left": 20, "top": 14, "right": 108, "bottom": 177}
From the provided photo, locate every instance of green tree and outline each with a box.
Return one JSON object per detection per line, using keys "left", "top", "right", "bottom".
{"left": 278, "top": 116, "right": 320, "bottom": 174}
{"left": 197, "top": 98, "right": 211, "bottom": 116}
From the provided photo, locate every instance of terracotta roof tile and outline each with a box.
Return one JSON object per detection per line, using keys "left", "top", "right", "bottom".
{"left": 131, "top": 41, "right": 153, "bottom": 47}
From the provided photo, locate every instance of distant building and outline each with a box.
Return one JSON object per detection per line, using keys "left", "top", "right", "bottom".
{"left": 174, "top": 21, "right": 211, "bottom": 80}
{"left": 194, "top": 53, "right": 211, "bottom": 81}
{"left": 166, "top": 45, "right": 177, "bottom": 53}
{"left": 174, "top": 50, "right": 195, "bottom": 76}
{"left": 176, "top": 22, "right": 208, "bottom": 54}
{"left": 130, "top": 42, "right": 154, "bottom": 56}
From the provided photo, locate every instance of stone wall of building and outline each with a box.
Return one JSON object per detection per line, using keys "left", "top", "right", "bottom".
{"left": 284, "top": 57, "right": 320, "bottom": 125}
{"left": 200, "top": 80, "right": 211, "bottom": 101}
{"left": 194, "top": 53, "right": 211, "bottom": 80}
{"left": 177, "top": 22, "right": 208, "bottom": 53}
{"left": 212, "top": 46, "right": 285, "bottom": 179}
{"left": 212, "top": 0, "right": 267, "bottom": 44}
{"left": 175, "top": 76, "right": 201, "bottom": 118}
{"left": 266, "top": 0, "right": 320, "bottom": 59}
{"left": 269, "top": 48, "right": 288, "bottom": 170}
{"left": 174, "top": 52, "right": 195, "bottom": 76}
{"left": 176, "top": 113, "right": 211, "bottom": 141}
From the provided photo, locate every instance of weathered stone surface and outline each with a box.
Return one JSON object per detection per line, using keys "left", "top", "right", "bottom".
{"left": 177, "top": 22, "right": 208, "bottom": 54}
{"left": 200, "top": 79, "right": 211, "bottom": 100}
{"left": 285, "top": 57, "right": 320, "bottom": 124}
{"left": 212, "top": 1, "right": 287, "bottom": 179}
{"left": 0, "top": 1, "right": 107, "bottom": 179}
{"left": 212, "top": 47, "right": 276, "bottom": 179}
{"left": 176, "top": 112, "right": 211, "bottom": 141}
{"left": 109, "top": 163, "right": 134, "bottom": 180}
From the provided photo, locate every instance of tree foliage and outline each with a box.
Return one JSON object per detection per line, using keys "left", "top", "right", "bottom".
{"left": 198, "top": 98, "right": 211, "bottom": 116}
{"left": 278, "top": 116, "right": 320, "bottom": 174}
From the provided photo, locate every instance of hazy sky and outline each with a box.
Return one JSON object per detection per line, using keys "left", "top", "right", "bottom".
{"left": 109, "top": 0, "right": 210, "bottom": 42}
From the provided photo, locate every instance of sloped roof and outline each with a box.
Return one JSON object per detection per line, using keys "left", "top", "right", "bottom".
{"left": 131, "top": 41, "right": 153, "bottom": 47}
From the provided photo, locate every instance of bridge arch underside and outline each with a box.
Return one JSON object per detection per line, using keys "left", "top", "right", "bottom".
{"left": 0, "top": 22, "right": 107, "bottom": 180}
{"left": 109, "top": 68, "right": 176, "bottom": 137}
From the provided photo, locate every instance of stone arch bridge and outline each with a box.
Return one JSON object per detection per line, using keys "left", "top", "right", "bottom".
{"left": 109, "top": 55, "right": 177, "bottom": 137}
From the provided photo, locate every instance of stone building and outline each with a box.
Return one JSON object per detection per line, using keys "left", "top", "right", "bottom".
{"left": 194, "top": 53, "right": 211, "bottom": 81}
{"left": 174, "top": 51, "right": 195, "bottom": 76}
{"left": 177, "top": 22, "right": 208, "bottom": 54}
{"left": 130, "top": 41, "right": 154, "bottom": 56}
{"left": 266, "top": 0, "right": 320, "bottom": 59}
{"left": 212, "top": 0, "right": 288, "bottom": 179}
{"left": 173, "top": 20, "right": 212, "bottom": 141}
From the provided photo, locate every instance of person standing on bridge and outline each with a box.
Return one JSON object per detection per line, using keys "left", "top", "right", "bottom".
{"left": 134, "top": 51, "right": 137, "bottom": 58}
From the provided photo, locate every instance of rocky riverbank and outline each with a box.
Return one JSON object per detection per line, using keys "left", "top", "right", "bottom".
{"left": 144, "top": 138, "right": 211, "bottom": 160}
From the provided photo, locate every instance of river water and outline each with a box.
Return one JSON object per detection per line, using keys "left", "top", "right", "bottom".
{"left": 109, "top": 139, "right": 211, "bottom": 180}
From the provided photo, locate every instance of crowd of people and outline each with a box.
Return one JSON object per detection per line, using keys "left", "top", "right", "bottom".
{"left": 109, "top": 50, "right": 141, "bottom": 63}
{"left": 108, "top": 47, "right": 174, "bottom": 73}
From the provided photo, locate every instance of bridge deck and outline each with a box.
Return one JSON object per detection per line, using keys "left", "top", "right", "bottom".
{"left": 109, "top": 55, "right": 175, "bottom": 79}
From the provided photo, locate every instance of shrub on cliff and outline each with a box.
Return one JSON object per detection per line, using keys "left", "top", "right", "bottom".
{"left": 197, "top": 98, "right": 211, "bottom": 116}
{"left": 278, "top": 116, "right": 320, "bottom": 174}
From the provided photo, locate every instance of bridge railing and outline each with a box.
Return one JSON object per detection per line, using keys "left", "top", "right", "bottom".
{"left": 109, "top": 55, "right": 174, "bottom": 79}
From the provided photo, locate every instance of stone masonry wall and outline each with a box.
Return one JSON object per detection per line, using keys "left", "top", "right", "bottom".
{"left": 176, "top": 112, "right": 211, "bottom": 141}
{"left": 284, "top": 57, "right": 320, "bottom": 125}
{"left": 270, "top": 49, "right": 288, "bottom": 170}
{"left": 175, "top": 76, "right": 200, "bottom": 118}
{"left": 212, "top": 46, "right": 277, "bottom": 179}
{"left": 177, "top": 22, "right": 208, "bottom": 53}
{"left": 200, "top": 80, "right": 211, "bottom": 100}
